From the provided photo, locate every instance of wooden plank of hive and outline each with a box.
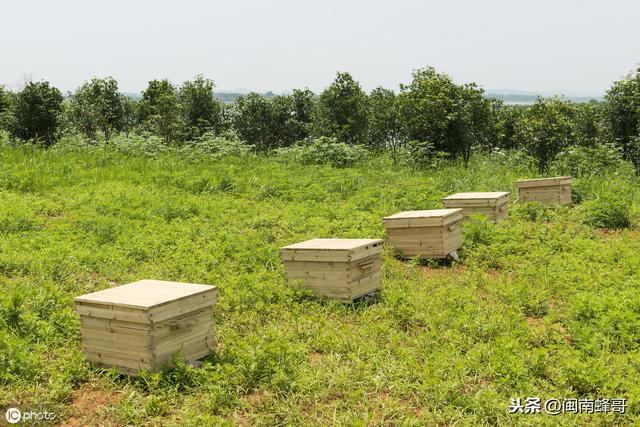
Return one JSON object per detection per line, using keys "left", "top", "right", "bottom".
{"left": 154, "top": 326, "right": 214, "bottom": 355}
{"left": 84, "top": 352, "right": 152, "bottom": 372}
{"left": 149, "top": 292, "right": 217, "bottom": 324}
{"left": 81, "top": 330, "right": 152, "bottom": 349}
{"left": 280, "top": 239, "right": 383, "bottom": 263}
{"left": 84, "top": 345, "right": 154, "bottom": 363}
{"left": 151, "top": 308, "right": 212, "bottom": 335}
{"left": 75, "top": 303, "right": 150, "bottom": 324}
{"left": 386, "top": 227, "right": 445, "bottom": 237}
{"left": 80, "top": 318, "right": 151, "bottom": 337}
{"left": 349, "top": 272, "right": 381, "bottom": 297}
{"left": 280, "top": 250, "right": 352, "bottom": 263}
{"left": 516, "top": 177, "right": 572, "bottom": 188}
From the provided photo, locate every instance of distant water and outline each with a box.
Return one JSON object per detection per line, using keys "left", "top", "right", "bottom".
{"left": 504, "top": 101, "right": 535, "bottom": 105}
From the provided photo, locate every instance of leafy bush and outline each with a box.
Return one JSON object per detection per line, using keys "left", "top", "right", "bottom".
{"left": 481, "top": 148, "right": 537, "bottom": 173}
{"left": 515, "top": 97, "right": 575, "bottom": 172}
{"left": 110, "top": 133, "right": 171, "bottom": 157}
{"left": 398, "top": 140, "right": 448, "bottom": 169}
{"left": 11, "top": 81, "right": 64, "bottom": 147}
{"left": 187, "top": 131, "right": 253, "bottom": 160}
{"left": 551, "top": 143, "right": 634, "bottom": 177}
{"left": 581, "top": 194, "right": 632, "bottom": 229}
{"left": 274, "top": 136, "right": 369, "bottom": 167}
{"left": 461, "top": 215, "right": 496, "bottom": 247}
{"left": 510, "top": 201, "right": 557, "bottom": 222}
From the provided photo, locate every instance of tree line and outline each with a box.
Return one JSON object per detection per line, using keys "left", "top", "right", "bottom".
{"left": 1, "top": 67, "right": 640, "bottom": 172}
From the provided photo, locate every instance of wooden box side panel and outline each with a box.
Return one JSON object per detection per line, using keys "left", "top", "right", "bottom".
{"left": 75, "top": 301, "right": 151, "bottom": 324}
{"left": 151, "top": 312, "right": 216, "bottom": 369}
{"left": 79, "top": 315, "right": 154, "bottom": 374}
{"left": 283, "top": 260, "right": 350, "bottom": 282}
{"left": 281, "top": 241, "right": 383, "bottom": 263}
{"left": 149, "top": 291, "right": 217, "bottom": 324}
{"left": 387, "top": 227, "right": 446, "bottom": 258}
{"left": 519, "top": 185, "right": 571, "bottom": 205}
{"left": 454, "top": 204, "right": 508, "bottom": 223}
{"left": 348, "top": 255, "right": 382, "bottom": 282}
{"left": 348, "top": 271, "right": 382, "bottom": 301}
{"left": 517, "top": 177, "right": 572, "bottom": 188}
{"left": 281, "top": 249, "right": 351, "bottom": 263}
{"left": 284, "top": 256, "right": 381, "bottom": 301}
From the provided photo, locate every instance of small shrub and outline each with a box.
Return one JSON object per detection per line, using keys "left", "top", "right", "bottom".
{"left": 551, "top": 144, "right": 634, "bottom": 177}
{"left": 274, "top": 136, "right": 369, "bottom": 168}
{"left": 581, "top": 194, "right": 632, "bottom": 229}
{"left": 110, "top": 133, "right": 170, "bottom": 157}
{"left": 188, "top": 131, "right": 253, "bottom": 160}
{"left": 461, "top": 215, "right": 496, "bottom": 247}
{"left": 510, "top": 202, "right": 556, "bottom": 222}
{"left": 398, "top": 140, "right": 448, "bottom": 169}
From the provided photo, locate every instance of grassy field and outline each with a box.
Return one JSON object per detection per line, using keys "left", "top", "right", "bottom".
{"left": 2, "top": 145, "right": 640, "bottom": 426}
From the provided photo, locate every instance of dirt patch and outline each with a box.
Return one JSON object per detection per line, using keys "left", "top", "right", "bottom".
{"left": 462, "top": 375, "right": 494, "bottom": 395}
{"left": 308, "top": 352, "right": 325, "bottom": 364}
{"left": 232, "top": 413, "right": 252, "bottom": 427}
{"left": 245, "top": 390, "right": 267, "bottom": 406}
{"left": 525, "top": 317, "right": 545, "bottom": 328}
{"left": 595, "top": 228, "right": 640, "bottom": 239}
{"left": 552, "top": 323, "right": 573, "bottom": 343}
{"left": 60, "top": 384, "right": 122, "bottom": 427}
{"left": 377, "top": 390, "right": 390, "bottom": 401}
{"left": 420, "top": 264, "right": 468, "bottom": 279}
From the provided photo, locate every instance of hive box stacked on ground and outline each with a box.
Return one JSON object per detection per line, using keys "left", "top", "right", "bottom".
{"left": 75, "top": 279, "right": 218, "bottom": 375}
{"left": 443, "top": 192, "right": 510, "bottom": 222}
{"left": 383, "top": 209, "right": 463, "bottom": 259}
{"left": 516, "top": 176, "right": 572, "bottom": 205}
{"left": 280, "top": 238, "right": 383, "bottom": 302}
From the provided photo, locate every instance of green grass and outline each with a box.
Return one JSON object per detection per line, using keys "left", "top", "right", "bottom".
{"left": 1, "top": 144, "right": 640, "bottom": 425}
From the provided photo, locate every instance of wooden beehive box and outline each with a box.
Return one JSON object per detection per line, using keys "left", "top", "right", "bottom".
{"left": 280, "top": 238, "right": 383, "bottom": 302}
{"left": 443, "top": 192, "right": 510, "bottom": 222}
{"left": 516, "top": 176, "right": 572, "bottom": 205}
{"left": 74, "top": 279, "right": 218, "bottom": 375}
{"left": 383, "top": 209, "right": 463, "bottom": 259}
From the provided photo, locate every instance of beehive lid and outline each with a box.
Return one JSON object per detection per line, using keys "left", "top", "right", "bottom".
{"left": 75, "top": 280, "right": 217, "bottom": 311}
{"left": 280, "top": 238, "right": 383, "bottom": 262}
{"left": 383, "top": 208, "right": 463, "bottom": 228}
{"left": 443, "top": 192, "right": 509, "bottom": 206}
{"left": 516, "top": 176, "right": 572, "bottom": 188}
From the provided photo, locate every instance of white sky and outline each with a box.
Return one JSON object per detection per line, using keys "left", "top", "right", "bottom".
{"left": 1, "top": 0, "right": 639, "bottom": 95}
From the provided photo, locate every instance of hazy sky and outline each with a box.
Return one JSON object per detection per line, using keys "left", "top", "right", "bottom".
{"left": 1, "top": 0, "right": 639, "bottom": 95}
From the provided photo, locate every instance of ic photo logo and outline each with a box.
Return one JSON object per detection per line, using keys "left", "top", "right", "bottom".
{"left": 5, "top": 407, "right": 21, "bottom": 424}
{"left": 4, "top": 406, "right": 57, "bottom": 424}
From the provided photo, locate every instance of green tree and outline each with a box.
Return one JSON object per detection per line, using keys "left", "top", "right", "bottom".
{"left": 454, "top": 83, "right": 493, "bottom": 165}
{"left": 289, "top": 88, "right": 315, "bottom": 141}
{"left": 398, "top": 67, "right": 460, "bottom": 155}
{"left": 70, "top": 77, "right": 125, "bottom": 140}
{"left": 368, "top": 87, "right": 405, "bottom": 162}
{"left": 488, "top": 102, "right": 524, "bottom": 150}
{"left": 232, "top": 92, "right": 310, "bottom": 150}
{"left": 139, "top": 79, "right": 184, "bottom": 143}
{"left": 232, "top": 92, "right": 276, "bottom": 151}
{"left": 515, "top": 98, "right": 575, "bottom": 172}
{"left": 399, "top": 67, "right": 492, "bottom": 165}
{"left": 269, "top": 95, "right": 298, "bottom": 148}
{"left": 573, "top": 102, "right": 604, "bottom": 148}
{"left": 179, "top": 75, "right": 223, "bottom": 139}
{"left": 11, "top": 81, "right": 64, "bottom": 147}
{"left": 0, "top": 86, "right": 14, "bottom": 133}
{"left": 121, "top": 96, "right": 138, "bottom": 137}
{"left": 312, "top": 72, "right": 368, "bottom": 145}
{"left": 604, "top": 68, "right": 640, "bottom": 170}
